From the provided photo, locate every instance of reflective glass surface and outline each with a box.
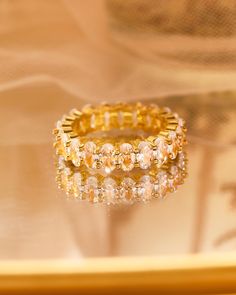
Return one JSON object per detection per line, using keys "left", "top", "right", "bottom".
{"left": 0, "top": 89, "right": 236, "bottom": 259}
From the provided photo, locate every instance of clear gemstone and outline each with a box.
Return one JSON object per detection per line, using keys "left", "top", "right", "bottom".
{"left": 137, "top": 141, "right": 153, "bottom": 169}
{"left": 100, "top": 143, "right": 116, "bottom": 173}
{"left": 167, "top": 131, "right": 178, "bottom": 159}
{"left": 71, "top": 138, "right": 79, "bottom": 148}
{"left": 153, "top": 182, "right": 160, "bottom": 197}
{"left": 139, "top": 175, "right": 154, "bottom": 201}
{"left": 153, "top": 137, "right": 168, "bottom": 167}
{"left": 119, "top": 143, "right": 135, "bottom": 171}
{"left": 90, "top": 113, "right": 96, "bottom": 129}
{"left": 177, "top": 152, "right": 186, "bottom": 170}
{"left": 157, "top": 171, "right": 168, "bottom": 197}
{"left": 121, "top": 177, "right": 135, "bottom": 201}
{"left": 84, "top": 142, "right": 98, "bottom": 169}
{"left": 73, "top": 172, "right": 83, "bottom": 198}
{"left": 56, "top": 120, "right": 62, "bottom": 130}
{"left": 60, "top": 133, "right": 71, "bottom": 157}
{"left": 104, "top": 111, "right": 110, "bottom": 128}
{"left": 168, "top": 131, "right": 176, "bottom": 141}
{"left": 86, "top": 176, "right": 98, "bottom": 186}
{"left": 167, "top": 143, "right": 178, "bottom": 159}
{"left": 61, "top": 167, "right": 72, "bottom": 193}
{"left": 176, "top": 126, "right": 182, "bottom": 135}
{"left": 169, "top": 166, "right": 179, "bottom": 191}
{"left": 168, "top": 178, "right": 175, "bottom": 192}
{"left": 103, "top": 177, "right": 116, "bottom": 205}
{"left": 178, "top": 118, "right": 184, "bottom": 127}
{"left": 70, "top": 138, "right": 82, "bottom": 167}
{"left": 170, "top": 165, "right": 178, "bottom": 176}
{"left": 85, "top": 176, "right": 99, "bottom": 202}
{"left": 58, "top": 156, "right": 66, "bottom": 170}
{"left": 132, "top": 111, "right": 138, "bottom": 127}
{"left": 169, "top": 166, "right": 181, "bottom": 191}
{"left": 61, "top": 133, "right": 69, "bottom": 144}
{"left": 118, "top": 111, "right": 124, "bottom": 126}
{"left": 176, "top": 119, "right": 185, "bottom": 141}
{"left": 131, "top": 186, "right": 139, "bottom": 199}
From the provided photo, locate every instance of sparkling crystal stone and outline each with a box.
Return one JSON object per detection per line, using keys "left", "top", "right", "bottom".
{"left": 103, "top": 177, "right": 116, "bottom": 205}
{"left": 170, "top": 165, "right": 178, "bottom": 176}
{"left": 176, "top": 118, "right": 185, "bottom": 138}
{"left": 84, "top": 141, "right": 99, "bottom": 169}
{"left": 90, "top": 113, "right": 96, "bottom": 129}
{"left": 178, "top": 118, "right": 184, "bottom": 127}
{"left": 168, "top": 131, "right": 176, "bottom": 141}
{"left": 61, "top": 133, "right": 71, "bottom": 156}
{"left": 176, "top": 125, "right": 183, "bottom": 136}
{"left": 121, "top": 177, "right": 135, "bottom": 201}
{"left": 58, "top": 156, "right": 66, "bottom": 170}
{"left": 86, "top": 176, "right": 99, "bottom": 202}
{"left": 168, "top": 178, "right": 175, "bottom": 192}
{"left": 56, "top": 120, "right": 62, "bottom": 130}
{"left": 104, "top": 111, "right": 110, "bottom": 128}
{"left": 137, "top": 141, "right": 153, "bottom": 169}
{"left": 153, "top": 182, "right": 160, "bottom": 197}
{"left": 61, "top": 167, "right": 72, "bottom": 193}
{"left": 119, "top": 143, "right": 135, "bottom": 171}
{"left": 131, "top": 186, "right": 139, "bottom": 199}
{"left": 167, "top": 131, "right": 179, "bottom": 159}
{"left": 132, "top": 111, "right": 138, "bottom": 127}
{"left": 177, "top": 152, "right": 186, "bottom": 170}
{"left": 73, "top": 172, "right": 83, "bottom": 198}
{"left": 139, "top": 175, "right": 154, "bottom": 201}
{"left": 70, "top": 138, "right": 82, "bottom": 167}
{"left": 167, "top": 143, "right": 178, "bottom": 159}
{"left": 100, "top": 143, "right": 116, "bottom": 173}
{"left": 118, "top": 111, "right": 124, "bottom": 126}
{"left": 61, "top": 132, "right": 69, "bottom": 144}
{"left": 153, "top": 137, "right": 168, "bottom": 167}
{"left": 157, "top": 171, "right": 168, "bottom": 197}
{"left": 168, "top": 166, "right": 179, "bottom": 191}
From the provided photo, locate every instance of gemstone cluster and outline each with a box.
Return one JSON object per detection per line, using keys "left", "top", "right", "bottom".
{"left": 54, "top": 102, "right": 187, "bottom": 205}
{"left": 56, "top": 151, "right": 187, "bottom": 205}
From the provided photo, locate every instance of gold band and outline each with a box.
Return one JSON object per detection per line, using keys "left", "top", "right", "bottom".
{"left": 56, "top": 151, "right": 188, "bottom": 205}
{"left": 53, "top": 102, "right": 187, "bottom": 173}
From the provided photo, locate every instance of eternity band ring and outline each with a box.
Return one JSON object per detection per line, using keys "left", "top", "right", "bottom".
{"left": 53, "top": 102, "right": 187, "bottom": 173}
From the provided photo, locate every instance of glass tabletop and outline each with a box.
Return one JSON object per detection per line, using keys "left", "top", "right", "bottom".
{"left": 0, "top": 88, "right": 236, "bottom": 260}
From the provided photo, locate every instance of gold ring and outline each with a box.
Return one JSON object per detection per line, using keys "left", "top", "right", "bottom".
{"left": 53, "top": 102, "right": 187, "bottom": 173}
{"left": 56, "top": 151, "right": 187, "bottom": 205}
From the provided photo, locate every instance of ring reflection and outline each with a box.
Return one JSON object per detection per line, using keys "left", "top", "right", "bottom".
{"left": 55, "top": 151, "right": 188, "bottom": 205}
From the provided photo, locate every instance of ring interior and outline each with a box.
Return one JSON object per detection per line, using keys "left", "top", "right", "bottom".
{"left": 71, "top": 105, "right": 167, "bottom": 137}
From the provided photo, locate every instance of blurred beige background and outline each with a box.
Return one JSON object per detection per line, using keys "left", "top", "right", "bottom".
{"left": 0, "top": 0, "right": 236, "bottom": 259}
{"left": 0, "top": 0, "right": 236, "bottom": 103}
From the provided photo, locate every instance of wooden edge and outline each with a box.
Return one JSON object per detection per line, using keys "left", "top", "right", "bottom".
{"left": 0, "top": 254, "right": 236, "bottom": 294}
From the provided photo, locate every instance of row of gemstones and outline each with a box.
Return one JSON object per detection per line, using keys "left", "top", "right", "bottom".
{"left": 56, "top": 153, "right": 187, "bottom": 205}
{"left": 57, "top": 130, "right": 185, "bottom": 173}
{"left": 67, "top": 105, "right": 174, "bottom": 130}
